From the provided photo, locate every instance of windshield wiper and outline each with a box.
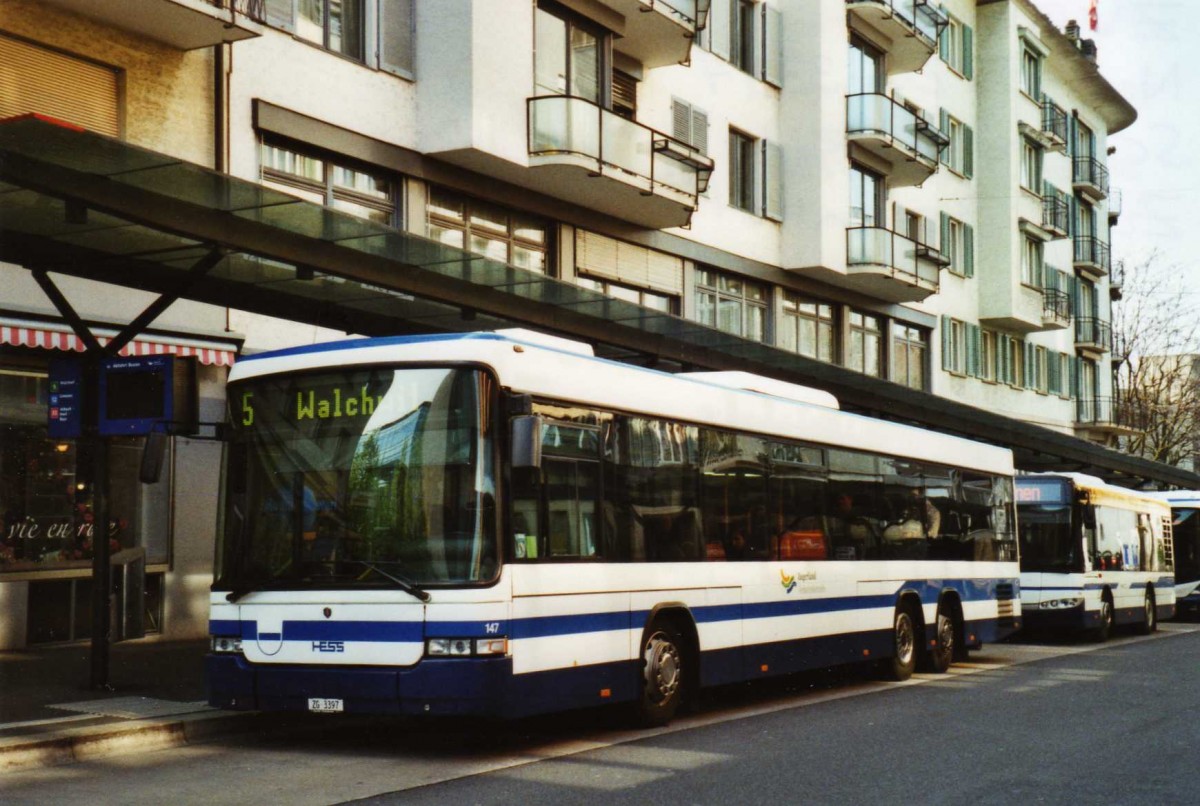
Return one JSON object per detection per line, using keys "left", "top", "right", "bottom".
{"left": 344, "top": 560, "right": 431, "bottom": 603}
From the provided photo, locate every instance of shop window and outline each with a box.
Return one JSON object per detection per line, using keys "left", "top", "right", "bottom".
{"left": 577, "top": 276, "right": 677, "bottom": 314}
{"left": 847, "top": 310, "right": 883, "bottom": 377}
{"left": 260, "top": 139, "right": 400, "bottom": 227}
{"left": 781, "top": 293, "right": 835, "bottom": 362}
{"left": 694, "top": 268, "right": 767, "bottom": 342}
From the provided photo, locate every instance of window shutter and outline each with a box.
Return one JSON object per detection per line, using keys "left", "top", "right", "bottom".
{"left": 672, "top": 99, "right": 692, "bottom": 143}
{"left": 963, "top": 124, "right": 974, "bottom": 178}
{"left": 940, "top": 212, "right": 950, "bottom": 255}
{"left": 964, "top": 222, "right": 975, "bottom": 277}
{"left": 0, "top": 34, "right": 120, "bottom": 138}
{"left": 1024, "top": 342, "right": 1035, "bottom": 388}
{"left": 941, "top": 316, "right": 953, "bottom": 371}
{"left": 612, "top": 70, "right": 638, "bottom": 117}
{"left": 939, "top": 109, "right": 949, "bottom": 166}
{"left": 963, "top": 25, "right": 974, "bottom": 79}
{"left": 966, "top": 323, "right": 979, "bottom": 377}
{"left": 378, "top": 0, "right": 414, "bottom": 76}
{"left": 710, "top": 0, "right": 731, "bottom": 60}
{"left": 1000, "top": 335, "right": 1012, "bottom": 384}
{"left": 763, "top": 140, "right": 783, "bottom": 221}
{"left": 762, "top": 4, "right": 783, "bottom": 87}
{"left": 265, "top": 0, "right": 295, "bottom": 31}
{"left": 938, "top": 6, "right": 950, "bottom": 64}
{"left": 1069, "top": 355, "right": 1081, "bottom": 399}
{"left": 692, "top": 108, "right": 709, "bottom": 154}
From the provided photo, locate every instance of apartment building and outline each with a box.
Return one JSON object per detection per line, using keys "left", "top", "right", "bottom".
{"left": 0, "top": 0, "right": 1141, "bottom": 648}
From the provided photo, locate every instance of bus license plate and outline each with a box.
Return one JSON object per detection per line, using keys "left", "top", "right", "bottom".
{"left": 308, "top": 698, "right": 344, "bottom": 713}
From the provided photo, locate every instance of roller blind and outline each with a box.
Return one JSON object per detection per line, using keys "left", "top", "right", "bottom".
{"left": 0, "top": 34, "right": 120, "bottom": 137}
{"left": 576, "top": 230, "right": 683, "bottom": 295}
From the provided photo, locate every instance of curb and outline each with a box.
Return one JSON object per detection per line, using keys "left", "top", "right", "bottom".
{"left": 0, "top": 710, "right": 273, "bottom": 773}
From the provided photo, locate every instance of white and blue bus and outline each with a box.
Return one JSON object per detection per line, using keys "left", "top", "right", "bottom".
{"left": 1017, "top": 473, "right": 1175, "bottom": 640}
{"left": 207, "top": 330, "right": 1020, "bottom": 723}
{"left": 1147, "top": 491, "right": 1200, "bottom": 618}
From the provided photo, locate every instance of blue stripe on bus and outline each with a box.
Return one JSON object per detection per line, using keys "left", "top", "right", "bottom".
{"left": 214, "top": 577, "right": 1017, "bottom": 644}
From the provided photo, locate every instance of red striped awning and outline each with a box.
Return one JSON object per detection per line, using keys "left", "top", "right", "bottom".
{"left": 0, "top": 322, "right": 238, "bottom": 366}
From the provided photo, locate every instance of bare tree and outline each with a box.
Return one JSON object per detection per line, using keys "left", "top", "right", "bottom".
{"left": 1114, "top": 253, "right": 1200, "bottom": 468}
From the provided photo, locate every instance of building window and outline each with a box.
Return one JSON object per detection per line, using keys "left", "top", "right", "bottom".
{"left": 261, "top": 139, "right": 399, "bottom": 226}
{"left": 944, "top": 319, "right": 966, "bottom": 375}
{"left": 1057, "top": 353, "right": 1072, "bottom": 398}
{"left": 939, "top": 14, "right": 973, "bottom": 79}
{"left": 730, "top": 0, "right": 756, "bottom": 74}
{"left": 940, "top": 112, "right": 974, "bottom": 177}
{"left": 0, "top": 34, "right": 121, "bottom": 138}
{"left": 695, "top": 268, "right": 767, "bottom": 342}
{"left": 729, "top": 129, "right": 757, "bottom": 212}
{"left": 1021, "top": 236, "right": 1043, "bottom": 287}
{"left": 850, "top": 163, "right": 883, "bottom": 227}
{"left": 847, "top": 311, "right": 883, "bottom": 377}
{"left": 892, "top": 324, "right": 928, "bottom": 390}
{"left": 1008, "top": 338, "right": 1025, "bottom": 388}
{"left": 942, "top": 214, "right": 974, "bottom": 277}
{"left": 981, "top": 330, "right": 997, "bottom": 381}
{"left": 1034, "top": 346, "right": 1049, "bottom": 393}
{"left": 1021, "top": 138, "right": 1043, "bottom": 193}
{"left": 848, "top": 36, "right": 883, "bottom": 95}
{"left": 576, "top": 276, "right": 676, "bottom": 314}
{"left": 534, "top": 1, "right": 604, "bottom": 102}
{"left": 781, "top": 294, "right": 835, "bottom": 362}
{"left": 426, "top": 187, "right": 550, "bottom": 274}
{"left": 1021, "top": 46, "right": 1042, "bottom": 99}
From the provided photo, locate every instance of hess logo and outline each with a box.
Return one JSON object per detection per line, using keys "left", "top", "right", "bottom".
{"left": 311, "top": 640, "right": 345, "bottom": 653}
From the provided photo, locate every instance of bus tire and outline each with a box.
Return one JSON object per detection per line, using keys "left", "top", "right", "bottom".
{"left": 883, "top": 604, "right": 918, "bottom": 681}
{"left": 634, "top": 617, "right": 686, "bottom": 727}
{"left": 1136, "top": 591, "right": 1157, "bottom": 635}
{"left": 926, "top": 604, "right": 957, "bottom": 674}
{"left": 1092, "top": 593, "right": 1115, "bottom": 643}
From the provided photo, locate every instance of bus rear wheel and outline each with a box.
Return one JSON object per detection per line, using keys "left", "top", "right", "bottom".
{"left": 1136, "top": 592, "right": 1157, "bottom": 635}
{"left": 882, "top": 605, "right": 918, "bottom": 681}
{"left": 634, "top": 618, "right": 686, "bottom": 727}
{"left": 925, "top": 606, "right": 957, "bottom": 674}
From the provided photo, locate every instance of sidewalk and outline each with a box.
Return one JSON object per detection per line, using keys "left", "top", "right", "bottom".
{"left": 0, "top": 638, "right": 279, "bottom": 772}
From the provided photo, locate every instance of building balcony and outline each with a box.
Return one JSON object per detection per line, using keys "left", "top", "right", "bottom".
{"left": 1073, "top": 156, "right": 1110, "bottom": 201}
{"left": 528, "top": 95, "right": 713, "bottom": 229}
{"left": 1076, "top": 397, "right": 1138, "bottom": 438}
{"left": 1041, "top": 185, "right": 1071, "bottom": 239}
{"left": 1075, "top": 317, "right": 1112, "bottom": 356}
{"left": 1041, "top": 287, "right": 1071, "bottom": 330}
{"left": 41, "top": 0, "right": 263, "bottom": 50}
{"left": 846, "top": 94, "right": 945, "bottom": 187}
{"left": 1111, "top": 331, "right": 1128, "bottom": 366}
{"left": 1041, "top": 98, "right": 1069, "bottom": 151}
{"left": 845, "top": 0, "right": 947, "bottom": 74}
{"left": 845, "top": 226, "right": 943, "bottom": 302}
{"left": 1074, "top": 235, "right": 1111, "bottom": 276}
{"left": 598, "top": 0, "right": 710, "bottom": 67}
{"left": 1109, "top": 187, "right": 1122, "bottom": 225}
{"left": 1109, "top": 260, "right": 1125, "bottom": 301}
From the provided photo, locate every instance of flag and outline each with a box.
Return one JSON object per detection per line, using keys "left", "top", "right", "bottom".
{"left": 1089, "top": 0, "right": 1098, "bottom": 31}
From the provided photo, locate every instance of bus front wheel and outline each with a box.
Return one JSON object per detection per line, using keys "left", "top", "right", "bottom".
{"left": 1093, "top": 594, "right": 1115, "bottom": 642}
{"left": 1136, "top": 591, "right": 1157, "bottom": 635}
{"left": 634, "top": 618, "right": 686, "bottom": 727}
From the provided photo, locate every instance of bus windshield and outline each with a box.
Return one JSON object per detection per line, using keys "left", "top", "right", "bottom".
{"left": 217, "top": 366, "right": 497, "bottom": 590}
{"left": 1017, "top": 505, "right": 1081, "bottom": 573}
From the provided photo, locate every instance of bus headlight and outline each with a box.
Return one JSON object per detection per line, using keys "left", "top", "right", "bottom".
{"left": 211, "top": 636, "right": 243, "bottom": 654}
{"left": 1038, "top": 597, "right": 1083, "bottom": 610}
{"left": 426, "top": 637, "right": 509, "bottom": 657}
{"left": 427, "top": 638, "right": 473, "bottom": 656}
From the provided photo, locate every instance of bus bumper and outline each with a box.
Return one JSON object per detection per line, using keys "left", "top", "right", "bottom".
{"left": 206, "top": 653, "right": 513, "bottom": 717}
{"left": 1020, "top": 603, "right": 1091, "bottom": 632}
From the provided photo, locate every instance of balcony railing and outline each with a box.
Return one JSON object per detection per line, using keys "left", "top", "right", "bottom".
{"left": 222, "top": 0, "right": 266, "bottom": 21}
{"left": 1042, "top": 288, "right": 1071, "bottom": 324}
{"left": 846, "top": 94, "right": 945, "bottom": 186}
{"left": 1073, "top": 235, "right": 1111, "bottom": 274}
{"left": 1041, "top": 184, "right": 1071, "bottom": 238}
{"left": 1076, "top": 397, "right": 1133, "bottom": 431}
{"left": 846, "top": 227, "right": 942, "bottom": 299}
{"left": 528, "top": 95, "right": 713, "bottom": 227}
{"left": 1075, "top": 317, "right": 1112, "bottom": 352}
{"left": 1073, "top": 156, "right": 1110, "bottom": 199}
{"left": 1041, "top": 97, "right": 1068, "bottom": 148}
{"left": 600, "top": 0, "right": 710, "bottom": 66}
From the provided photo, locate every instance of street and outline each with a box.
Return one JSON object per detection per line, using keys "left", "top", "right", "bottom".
{"left": 3, "top": 624, "right": 1199, "bottom": 806}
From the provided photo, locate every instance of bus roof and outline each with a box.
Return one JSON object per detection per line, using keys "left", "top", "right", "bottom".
{"left": 232, "top": 331, "right": 1014, "bottom": 476}
{"left": 1144, "top": 490, "right": 1200, "bottom": 508}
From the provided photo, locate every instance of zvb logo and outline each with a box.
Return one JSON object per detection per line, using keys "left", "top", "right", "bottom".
{"left": 780, "top": 570, "right": 797, "bottom": 594}
{"left": 312, "top": 640, "right": 345, "bottom": 653}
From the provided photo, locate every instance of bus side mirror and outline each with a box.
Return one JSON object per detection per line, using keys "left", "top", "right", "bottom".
{"left": 511, "top": 415, "right": 543, "bottom": 469}
{"left": 139, "top": 431, "right": 167, "bottom": 484}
